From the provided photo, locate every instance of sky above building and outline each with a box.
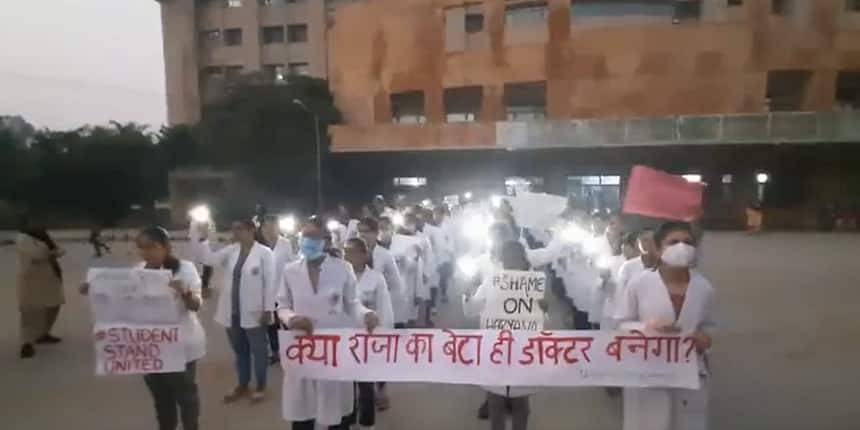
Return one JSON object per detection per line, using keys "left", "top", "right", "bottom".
{"left": 0, "top": 0, "right": 166, "bottom": 131}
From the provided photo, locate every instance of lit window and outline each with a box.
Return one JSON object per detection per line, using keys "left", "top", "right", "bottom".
{"left": 223, "top": 28, "right": 243, "bottom": 46}
{"left": 287, "top": 24, "right": 308, "bottom": 43}
{"left": 600, "top": 176, "right": 621, "bottom": 185}
{"left": 682, "top": 174, "right": 702, "bottom": 183}
{"left": 225, "top": 0, "right": 242, "bottom": 8}
{"left": 579, "top": 176, "right": 601, "bottom": 185}
{"left": 393, "top": 177, "right": 427, "bottom": 187}
{"left": 722, "top": 174, "right": 733, "bottom": 184}
{"left": 288, "top": 62, "right": 310, "bottom": 76}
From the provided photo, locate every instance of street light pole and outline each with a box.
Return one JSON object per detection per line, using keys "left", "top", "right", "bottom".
{"left": 293, "top": 99, "right": 323, "bottom": 213}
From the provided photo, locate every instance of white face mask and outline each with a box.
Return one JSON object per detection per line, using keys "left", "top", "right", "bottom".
{"left": 660, "top": 243, "right": 696, "bottom": 268}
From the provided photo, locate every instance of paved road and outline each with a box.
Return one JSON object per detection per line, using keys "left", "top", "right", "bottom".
{"left": 1, "top": 233, "right": 859, "bottom": 429}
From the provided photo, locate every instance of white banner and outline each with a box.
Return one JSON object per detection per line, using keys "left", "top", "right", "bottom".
{"left": 87, "top": 268, "right": 185, "bottom": 375}
{"left": 481, "top": 271, "right": 546, "bottom": 331}
{"left": 280, "top": 329, "right": 701, "bottom": 389}
{"left": 94, "top": 323, "right": 186, "bottom": 375}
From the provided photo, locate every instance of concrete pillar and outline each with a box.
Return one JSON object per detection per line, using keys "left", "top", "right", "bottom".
{"left": 160, "top": 0, "right": 201, "bottom": 125}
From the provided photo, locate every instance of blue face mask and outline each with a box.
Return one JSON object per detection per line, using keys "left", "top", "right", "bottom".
{"left": 300, "top": 237, "right": 325, "bottom": 260}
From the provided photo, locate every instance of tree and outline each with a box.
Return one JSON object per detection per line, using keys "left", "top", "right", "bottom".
{"left": 197, "top": 75, "right": 341, "bottom": 211}
{"left": 156, "top": 124, "right": 201, "bottom": 169}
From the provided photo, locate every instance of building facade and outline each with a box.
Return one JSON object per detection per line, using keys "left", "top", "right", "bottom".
{"left": 323, "top": 0, "right": 860, "bottom": 228}
{"left": 157, "top": 0, "right": 362, "bottom": 124}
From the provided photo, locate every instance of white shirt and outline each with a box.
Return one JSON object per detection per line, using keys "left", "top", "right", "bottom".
{"left": 388, "top": 234, "right": 426, "bottom": 322}
{"left": 270, "top": 236, "right": 297, "bottom": 292}
{"left": 135, "top": 260, "right": 206, "bottom": 363}
{"left": 355, "top": 268, "right": 394, "bottom": 329}
{"left": 372, "top": 244, "right": 404, "bottom": 316}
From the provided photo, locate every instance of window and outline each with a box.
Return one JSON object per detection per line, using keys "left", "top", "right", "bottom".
{"left": 673, "top": 1, "right": 701, "bottom": 23}
{"left": 225, "top": 0, "right": 242, "bottom": 7}
{"left": 287, "top": 24, "right": 308, "bottom": 43}
{"left": 223, "top": 28, "right": 243, "bottom": 46}
{"left": 264, "top": 64, "right": 286, "bottom": 82}
{"left": 728, "top": 0, "right": 743, "bottom": 6}
{"left": 505, "top": 1, "right": 548, "bottom": 27}
{"left": 393, "top": 177, "right": 427, "bottom": 187}
{"left": 682, "top": 174, "right": 703, "bottom": 183}
{"left": 391, "top": 91, "right": 426, "bottom": 124}
{"left": 261, "top": 26, "right": 285, "bottom": 44}
{"left": 199, "top": 29, "right": 221, "bottom": 48}
{"left": 465, "top": 10, "right": 484, "bottom": 33}
{"left": 567, "top": 175, "right": 621, "bottom": 213}
{"left": 835, "top": 71, "right": 860, "bottom": 110}
{"left": 766, "top": 70, "right": 810, "bottom": 111}
{"left": 258, "top": 0, "right": 278, "bottom": 5}
{"left": 570, "top": 0, "right": 675, "bottom": 22}
{"left": 504, "top": 81, "right": 546, "bottom": 121}
{"left": 771, "top": 0, "right": 791, "bottom": 15}
{"left": 444, "top": 86, "right": 483, "bottom": 123}
{"left": 721, "top": 174, "right": 733, "bottom": 184}
{"left": 849, "top": 0, "right": 860, "bottom": 12}
{"left": 224, "top": 65, "right": 243, "bottom": 80}
{"left": 203, "top": 66, "right": 224, "bottom": 81}
{"left": 288, "top": 62, "right": 310, "bottom": 76}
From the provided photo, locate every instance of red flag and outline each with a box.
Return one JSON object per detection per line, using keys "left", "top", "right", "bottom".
{"left": 622, "top": 165, "right": 704, "bottom": 221}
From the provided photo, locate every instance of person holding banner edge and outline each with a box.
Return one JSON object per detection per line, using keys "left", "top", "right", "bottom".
{"left": 343, "top": 237, "right": 394, "bottom": 429}
{"left": 463, "top": 240, "right": 546, "bottom": 430}
{"left": 189, "top": 218, "right": 277, "bottom": 404}
{"left": 615, "top": 221, "right": 715, "bottom": 430}
{"left": 277, "top": 216, "right": 380, "bottom": 430}
{"left": 80, "top": 227, "right": 205, "bottom": 430}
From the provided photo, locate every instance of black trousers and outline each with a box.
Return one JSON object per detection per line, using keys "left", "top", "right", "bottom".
{"left": 143, "top": 362, "right": 199, "bottom": 430}
{"left": 201, "top": 265, "right": 214, "bottom": 291}
{"left": 267, "top": 321, "right": 280, "bottom": 356}
{"left": 292, "top": 415, "right": 351, "bottom": 430}
{"left": 346, "top": 382, "right": 376, "bottom": 426}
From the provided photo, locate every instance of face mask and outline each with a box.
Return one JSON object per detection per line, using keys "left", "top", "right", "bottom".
{"left": 660, "top": 243, "right": 696, "bottom": 268}
{"left": 300, "top": 237, "right": 326, "bottom": 260}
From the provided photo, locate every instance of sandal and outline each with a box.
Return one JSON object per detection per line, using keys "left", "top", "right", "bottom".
{"left": 223, "top": 386, "right": 248, "bottom": 404}
{"left": 250, "top": 390, "right": 265, "bottom": 404}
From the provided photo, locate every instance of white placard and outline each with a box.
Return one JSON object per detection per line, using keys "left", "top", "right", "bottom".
{"left": 94, "top": 323, "right": 185, "bottom": 375}
{"left": 481, "top": 270, "right": 546, "bottom": 331}
{"left": 87, "top": 268, "right": 182, "bottom": 325}
{"left": 508, "top": 192, "right": 567, "bottom": 230}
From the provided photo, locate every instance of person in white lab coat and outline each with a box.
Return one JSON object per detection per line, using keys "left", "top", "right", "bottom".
{"left": 277, "top": 217, "right": 379, "bottom": 430}
{"left": 257, "top": 215, "right": 297, "bottom": 365}
{"left": 377, "top": 216, "right": 427, "bottom": 327}
{"left": 81, "top": 227, "right": 205, "bottom": 430}
{"left": 190, "top": 218, "right": 276, "bottom": 403}
{"left": 358, "top": 216, "right": 404, "bottom": 411}
{"left": 616, "top": 221, "right": 716, "bottom": 430}
{"left": 432, "top": 205, "right": 457, "bottom": 303}
{"left": 616, "top": 228, "right": 658, "bottom": 296}
{"left": 463, "top": 240, "right": 543, "bottom": 430}
{"left": 343, "top": 237, "right": 394, "bottom": 429}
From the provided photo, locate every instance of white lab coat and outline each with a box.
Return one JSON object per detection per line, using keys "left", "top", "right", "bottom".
{"left": 277, "top": 257, "right": 372, "bottom": 425}
{"left": 616, "top": 269, "right": 715, "bottom": 430}
{"left": 190, "top": 237, "right": 277, "bottom": 329}
{"left": 615, "top": 257, "right": 648, "bottom": 313}
{"left": 345, "top": 219, "right": 360, "bottom": 241}
{"left": 423, "top": 223, "right": 452, "bottom": 266}
{"left": 372, "top": 245, "right": 404, "bottom": 323}
{"left": 355, "top": 268, "right": 394, "bottom": 329}
{"left": 463, "top": 274, "right": 540, "bottom": 398}
{"left": 597, "top": 254, "right": 627, "bottom": 329}
{"left": 330, "top": 222, "right": 348, "bottom": 250}
{"left": 387, "top": 234, "right": 427, "bottom": 322}
{"left": 556, "top": 253, "right": 601, "bottom": 315}
{"left": 270, "top": 236, "right": 297, "bottom": 290}
{"left": 135, "top": 260, "right": 206, "bottom": 362}
{"left": 416, "top": 231, "right": 437, "bottom": 289}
